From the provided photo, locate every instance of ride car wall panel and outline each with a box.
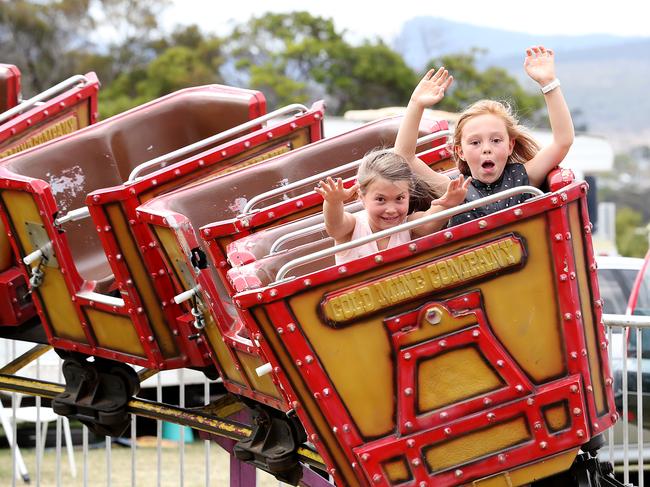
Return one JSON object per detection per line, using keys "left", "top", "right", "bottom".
{"left": 567, "top": 199, "right": 611, "bottom": 421}
{"left": 104, "top": 203, "right": 178, "bottom": 358}
{"left": 0, "top": 189, "right": 84, "bottom": 340}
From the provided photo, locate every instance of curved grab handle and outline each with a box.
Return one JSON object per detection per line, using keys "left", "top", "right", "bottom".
{"left": 54, "top": 206, "right": 90, "bottom": 226}
{"left": 255, "top": 362, "right": 273, "bottom": 377}
{"left": 241, "top": 130, "right": 451, "bottom": 215}
{"left": 23, "top": 242, "right": 53, "bottom": 266}
{"left": 173, "top": 286, "right": 200, "bottom": 304}
{"left": 127, "top": 103, "right": 309, "bottom": 182}
{"left": 275, "top": 186, "right": 544, "bottom": 281}
{"left": 0, "top": 75, "right": 89, "bottom": 124}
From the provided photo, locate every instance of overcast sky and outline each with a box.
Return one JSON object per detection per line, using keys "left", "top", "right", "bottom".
{"left": 164, "top": 0, "right": 650, "bottom": 41}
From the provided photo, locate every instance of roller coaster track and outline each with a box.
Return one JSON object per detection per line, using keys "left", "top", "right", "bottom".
{"left": 0, "top": 344, "right": 325, "bottom": 471}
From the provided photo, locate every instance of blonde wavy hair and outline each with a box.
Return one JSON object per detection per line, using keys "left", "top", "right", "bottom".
{"left": 452, "top": 100, "right": 540, "bottom": 177}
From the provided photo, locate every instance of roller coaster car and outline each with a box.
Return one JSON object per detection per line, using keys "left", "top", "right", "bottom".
{"left": 0, "top": 66, "right": 100, "bottom": 327}
{"left": 210, "top": 167, "right": 619, "bottom": 486}
{"left": 0, "top": 84, "right": 267, "bottom": 371}
{"left": 133, "top": 118, "right": 450, "bottom": 415}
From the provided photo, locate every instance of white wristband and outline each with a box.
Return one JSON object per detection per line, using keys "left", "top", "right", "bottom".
{"left": 540, "top": 78, "right": 561, "bottom": 94}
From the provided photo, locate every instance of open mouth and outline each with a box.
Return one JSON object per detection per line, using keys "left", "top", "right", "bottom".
{"left": 481, "top": 160, "right": 496, "bottom": 170}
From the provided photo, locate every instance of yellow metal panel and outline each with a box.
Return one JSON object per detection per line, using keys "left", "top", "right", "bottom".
{"left": 0, "top": 221, "right": 12, "bottom": 271}
{"left": 1, "top": 190, "right": 85, "bottom": 340}
{"left": 473, "top": 449, "right": 578, "bottom": 486}
{"left": 86, "top": 307, "right": 145, "bottom": 357}
{"left": 251, "top": 307, "right": 361, "bottom": 487}
{"left": 105, "top": 204, "right": 178, "bottom": 358}
{"left": 424, "top": 416, "right": 530, "bottom": 472}
{"left": 543, "top": 401, "right": 570, "bottom": 432}
{"left": 153, "top": 226, "right": 245, "bottom": 385}
{"left": 418, "top": 347, "right": 504, "bottom": 412}
{"left": 236, "top": 351, "right": 282, "bottom": 399}
{"left": 569, "top": 202, "right": 606, "bottom": 414}
{"left": 288, "top": 217, "right": 565, "bottom": 439}
{"left": 382, "top": 457, "right": 411, "bottom": 484}
{"left": 202, "top": 313, "right": 245, "bottom": 384}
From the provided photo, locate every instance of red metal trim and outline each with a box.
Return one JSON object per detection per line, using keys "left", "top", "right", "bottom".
{"left": 354, "top": 377, "right": 587, "bottom": 487}
{"left": 0, "top": 64, "right": 21, "bottom": 113}
{"left": 388, "top": 291, "right": 534, "bottom": 434}
{"left": 233, "top": 183, "right": 589, "bottom": 308}
{"left": 627, "top": 249, "right": 650, "bottom": 315}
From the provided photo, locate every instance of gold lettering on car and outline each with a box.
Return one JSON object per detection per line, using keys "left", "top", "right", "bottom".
{"left": 1, "top": 114, "right": 80, "bottom": 158}
{"left": 321, "top": 235, "right": 525, "bottom": 324}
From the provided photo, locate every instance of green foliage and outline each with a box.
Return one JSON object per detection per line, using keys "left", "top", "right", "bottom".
{"left": 2, "top": 3, "right": 542, "bottom": 122}
{"left": 616, "top": 207, "right": 649, "bottom": 257}
{"left": 225, "top": 12, "right": 417, "bottom": 113}
{"left": 426, "top": 49, "right": 544, "bottom": 124}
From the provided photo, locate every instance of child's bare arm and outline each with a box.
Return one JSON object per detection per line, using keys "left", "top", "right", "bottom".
{"left": 394, "top": 68, "right": 453, "bottom": 188}
{"left": 314, "top": 177, "right": 358, "bottom": 242}
{"left": 410, "top": 175, "right": 471, "bottom": 237}
{"left": 523, "top": 46, "right": 575, "bottom": 187}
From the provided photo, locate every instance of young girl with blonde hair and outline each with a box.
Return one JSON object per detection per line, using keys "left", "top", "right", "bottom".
{"left": 395, "top": 46, "right": 574, "bottom": 226}
{"left": 315, "top": 149, "right": 469, "bottom": 264}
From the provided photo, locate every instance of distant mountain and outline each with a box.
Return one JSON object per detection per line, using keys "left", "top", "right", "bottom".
{"left": 392, "top": 17, "right": 650, "bottom": 148}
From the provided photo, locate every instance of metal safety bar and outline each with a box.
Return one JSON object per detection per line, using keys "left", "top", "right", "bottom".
{"left": 275, "top": 186, "right": 543, "bottom": 281}
{"left": 54, "top": 206, "right": 91, "bottom": 227}
{"left": 269, "top": 201, "right": 364, "bottom": 254}
{"left": 0, "top": 75, "right": 89, "bottom": 124}
{"left": 127, "top": 103, "right": 309, "bottom": 182}
{"left": 603, "top": 313, "right": 650, "bottom": 487}
{"left": 241, "top": 130, "right": 452, "bottom": 215}
{"left": 270, "top": 222, "right": 328, "bottom": 255}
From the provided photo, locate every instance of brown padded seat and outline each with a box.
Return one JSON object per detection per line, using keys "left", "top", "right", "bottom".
{"left": 226, "top": 201, "right": 363, "bottom": 266}
{"left": 0, "top": 86, "right": 260, "bottom": 290}
{"left": 142, "top": 117, "right": 417, "bottom": 235}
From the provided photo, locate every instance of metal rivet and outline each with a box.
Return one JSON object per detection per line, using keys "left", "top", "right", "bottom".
{"left": 425, "top": 307, "right": 442, "bottom": 325}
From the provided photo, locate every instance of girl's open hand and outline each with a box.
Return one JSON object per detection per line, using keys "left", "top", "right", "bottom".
{"left": 314, "top": 177, "right": 359, "bottom": 204}
{"left": 411, "top": 67, "right": 453, "bottom": 109}
{"left": 430, "top": 174, "right": 471, "bottom": 209}
{"left": 524, "top": 46, "right": 556, "bottom": 87}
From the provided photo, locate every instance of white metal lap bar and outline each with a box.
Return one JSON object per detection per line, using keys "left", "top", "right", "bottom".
{"left": 0, "top": 74, "right": 90, "bottom": 124}
{"left": 275, "top": 186, "right": 544, "bottom": 281}
{"left": 127, "top": 103, "right": 309, "bottom": 182}
{"left": 241, "top": 130, "right": 452, "bottom": 215}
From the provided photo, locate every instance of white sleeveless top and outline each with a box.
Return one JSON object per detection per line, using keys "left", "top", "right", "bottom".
{"left": 335, "top": 210, "right": 412, "bottom": 265}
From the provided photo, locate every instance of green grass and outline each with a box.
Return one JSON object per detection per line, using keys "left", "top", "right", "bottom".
{"left": 0, "top": 439, "right": 287, "bottom": 486}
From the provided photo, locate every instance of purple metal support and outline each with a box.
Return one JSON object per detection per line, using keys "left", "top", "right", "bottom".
{"left": 298, "top": 467, "right": 334, "bottom": 487}
{"left": 199, "top": 409, "right": 333, "bottom": 487}
{"left": 229, "top": 444, "right": 257, "bottom": 487}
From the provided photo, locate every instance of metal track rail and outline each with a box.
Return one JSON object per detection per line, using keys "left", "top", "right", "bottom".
{"left": 0, "top": 372, "right": 325, "bottom": 469}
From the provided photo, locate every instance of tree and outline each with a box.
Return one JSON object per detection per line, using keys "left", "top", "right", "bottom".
{"left": 616, "top": 207, "right": 649, "bottom": 258}
{"left": 425, "top": 49, "right": 545, "bottom": 124}
{"left": 224, "top": 12, "right": 417, "bottom": 113}
{"left": 0, "top": 0, "right": 171, "bottom": 95}
{"left": 97, "top": 24, "right": 226, "bottom": 118}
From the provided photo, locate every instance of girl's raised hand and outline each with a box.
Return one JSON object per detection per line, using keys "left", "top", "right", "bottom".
{"left": 314, "top": 177, "right": 359, "bottom": 203}
{"left": 430, "top": 174, "right": 471, "bottom": 209}
{"left": 524, "top": 46, "right": 556, "bottom": 86}
{"left": 411, "top": 67, "right": 453, "bottom": 109}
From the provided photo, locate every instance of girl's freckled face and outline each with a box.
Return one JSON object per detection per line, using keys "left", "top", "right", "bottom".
{"left": 458, "top": 114, "right": 515, "bottom": 184}
{"left": 360, "top": 177, "right": 410, "bottom": 232}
